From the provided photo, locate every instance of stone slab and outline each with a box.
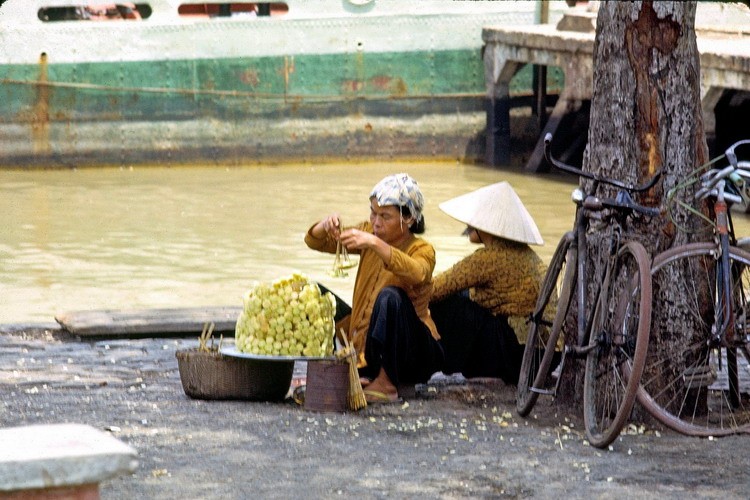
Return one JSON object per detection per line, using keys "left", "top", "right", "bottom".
{"left": 0, "top": 424, "right": 137, "bottom": 492}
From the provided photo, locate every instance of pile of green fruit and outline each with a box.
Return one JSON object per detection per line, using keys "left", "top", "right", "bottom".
{"left": 234, "top": 273, "right": 335, "bottom": 357}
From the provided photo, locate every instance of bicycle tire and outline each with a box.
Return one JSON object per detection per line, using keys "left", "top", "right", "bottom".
{"left": 583, "top": 241, "right": 652, "bottom": 448}
{"left": 517, "top": 232, "right": 575, "bottom": 416}
{"left": 638, "top": 242, "right": 750, "bottom": 436}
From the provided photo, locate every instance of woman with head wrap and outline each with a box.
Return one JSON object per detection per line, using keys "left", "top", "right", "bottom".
{"left": 305, "top": 173, "right": 444, "bottom": 403}
{"left": 430, "top": 182, "right": 546, "bottom": 385}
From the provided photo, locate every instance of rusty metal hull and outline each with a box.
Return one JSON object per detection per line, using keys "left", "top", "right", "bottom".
{"left": 0, "top": 0, "right": 562, "bottom": 168}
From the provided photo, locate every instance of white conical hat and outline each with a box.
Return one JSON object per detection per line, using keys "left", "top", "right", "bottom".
{"left": 439, "top": 182, "right": 544, "bottom": 245}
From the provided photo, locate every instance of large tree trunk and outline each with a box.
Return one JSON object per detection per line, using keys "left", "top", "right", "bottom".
{"left": 558, "top": 1, "right": 708, "bottom": 407}
{"left": 587, "top": 2, "right": 706, "bottom": 218}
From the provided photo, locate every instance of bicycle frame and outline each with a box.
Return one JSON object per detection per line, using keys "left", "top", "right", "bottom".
{"left": 705, "top": 178, "right": 750, "bottom": 413}
{"left": 697, "top": 174, "right": 742, "bottom": 348}
{"left": 540, "top": 191, "right": 626, "bottom": 400}
{"left": 712, "top": 141, "right": 750, "bottom": 348}
{"left": 714, "top": 188, "right": 735, "bottom": 346}
{"left": 637, "top": 138, "right": 750, "bottom": 435}
{"left": 518, "top": 134, "right": 659, "bottom": 447}
{"left": 556, "top": 191, "right": 637, "bottom": 367}
{"left": 573, "top": 187, "right": 591, "bottom": 349}
{"left": 536, "top": 134, "right": 660, "bottom": 386}
{"left": 571, "top": 184, "right": 622, "bottom": 351}
{"left": 544, "top": 131, "right": 660, "bottom": 355}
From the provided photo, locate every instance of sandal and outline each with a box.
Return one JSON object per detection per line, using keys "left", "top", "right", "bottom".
{"left": 363, "top": 389, "right": 402, "bottom": 405}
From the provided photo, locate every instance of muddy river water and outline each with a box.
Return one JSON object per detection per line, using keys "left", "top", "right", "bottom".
{"left": 2, "top": 161, "right": 747, "bottom": 324}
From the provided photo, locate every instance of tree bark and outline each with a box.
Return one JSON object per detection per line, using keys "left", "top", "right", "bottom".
{"left": 586, "top": 1, "right": 705, "bottom": 210}
{"left": 557, "top": 1, "right": 707, "bottom": 406}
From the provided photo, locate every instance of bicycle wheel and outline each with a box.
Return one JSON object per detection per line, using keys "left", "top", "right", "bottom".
{"left": 583, "top": 241, "right": 651, "bottom": 448}
{"left": 638, "top": 242, "right": 750, "bottom": 436}
{"left": 517, "top": 232, "right": 575, "bottom": 416}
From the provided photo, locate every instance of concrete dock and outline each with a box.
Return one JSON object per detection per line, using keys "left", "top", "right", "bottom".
{"left": 483, "top": 4, "right": 750, "bottom": 170}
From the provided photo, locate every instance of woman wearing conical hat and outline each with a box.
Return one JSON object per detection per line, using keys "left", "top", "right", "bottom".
{"left": 430, "top": 182, "right": 545, "bottom": 384}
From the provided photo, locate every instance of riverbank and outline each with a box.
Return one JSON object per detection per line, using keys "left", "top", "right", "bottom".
{"left": 1, "top": 328, "right": 747, "bottom": 498}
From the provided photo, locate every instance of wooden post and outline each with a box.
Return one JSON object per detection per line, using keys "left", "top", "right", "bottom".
{"left": 485, "top": 86, "right": 512, "bottom": 166}
{"left": 483, "top": 42, "right": 520, "bottom": 167}
{"left": 533, "top": 0, "right": 550, "bottom": 144}
{"left": 532, "top": 65, "right": 548, "bottom": 130}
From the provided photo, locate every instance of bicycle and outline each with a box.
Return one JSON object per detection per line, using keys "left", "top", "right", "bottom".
{"left": 516, "top": 133, "right": 661, "bottom": 448}
{"left": 637, "top": 139, "right": 750, "bottom": 436}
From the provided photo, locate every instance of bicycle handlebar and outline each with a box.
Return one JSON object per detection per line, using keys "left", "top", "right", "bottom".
{"left": 544, "top": 133, "right": 662, "bottom": 193}
{"left": 695, "top": 179, "right": 744, "bottom": 205}
{"left": 700, "top": 165, "right": 735, "bottom": 190}
{"left": 697, "top": 162, "right": 749, "bottom": 205}
{"left": 724, "top": 139, "right": 750, "bottom": 168}
{"left": 585, "top": 190, "right": 662, "bottom": 218}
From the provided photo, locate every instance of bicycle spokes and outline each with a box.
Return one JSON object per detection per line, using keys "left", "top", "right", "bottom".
{"left": 642, "top": 243, "right": 750, "bottom": 436}
{"left": 583, "top": 242, "right": 651, "bottom": 448}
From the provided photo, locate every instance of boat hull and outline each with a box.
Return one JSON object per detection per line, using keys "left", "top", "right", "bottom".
{"left": 0, "top": 0, "right": 563, "bottom": 167}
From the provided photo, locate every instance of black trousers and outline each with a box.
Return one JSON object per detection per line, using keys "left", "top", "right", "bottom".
{"left": 430, "top": 291, "right": 524, "bottom": 384}
{"left": 318, "top": 284, "right": 444, "bottom": 385}
{"left": 360, "top": 287, "right": 444, "bottom": 385}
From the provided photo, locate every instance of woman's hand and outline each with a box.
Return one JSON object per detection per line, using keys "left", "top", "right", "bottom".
{"left": 341, "top": 228, "right": 392, "bottom": 263}
{"left": 339, "top": 228, "right": 377, "bottom": 251}
{"left": 313, "top": 213, "right": 341, "bottom": 239}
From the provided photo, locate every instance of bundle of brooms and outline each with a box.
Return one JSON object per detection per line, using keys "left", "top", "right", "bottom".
{"left": 336, "top": 330, "right": 367, "bottom": 410}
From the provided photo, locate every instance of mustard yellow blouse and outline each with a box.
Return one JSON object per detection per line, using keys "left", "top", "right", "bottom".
{"left": 432, "top": 238, "right": 545, "bottom": 322}
{"left": 305, "top": 220, "right": 439, "bottom": 366}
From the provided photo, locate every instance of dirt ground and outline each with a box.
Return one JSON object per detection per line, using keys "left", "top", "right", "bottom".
{"left": 1, "top": 326, "right": 748, "bottom": 499}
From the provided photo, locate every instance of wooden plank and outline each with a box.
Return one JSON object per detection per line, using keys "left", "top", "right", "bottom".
{"left": 55, "top": 306, "right": 241, "bottom": 338}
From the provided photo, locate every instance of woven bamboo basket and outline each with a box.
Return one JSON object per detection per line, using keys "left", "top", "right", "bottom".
{"left": 176, "top": 349, "right": 294, "bottom": 401}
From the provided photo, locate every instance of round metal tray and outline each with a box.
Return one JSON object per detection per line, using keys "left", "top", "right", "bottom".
{"left": 220, "top": 346, "right": 336, "bottom": 362}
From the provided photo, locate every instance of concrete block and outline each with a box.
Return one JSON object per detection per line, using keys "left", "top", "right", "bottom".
{"left": 0, "top": 424, "right": 137, "bottom": 495}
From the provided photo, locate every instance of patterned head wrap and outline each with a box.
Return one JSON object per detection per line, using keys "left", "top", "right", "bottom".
{"left": 369, "top": 173, "right": 424, "bottom": 223}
